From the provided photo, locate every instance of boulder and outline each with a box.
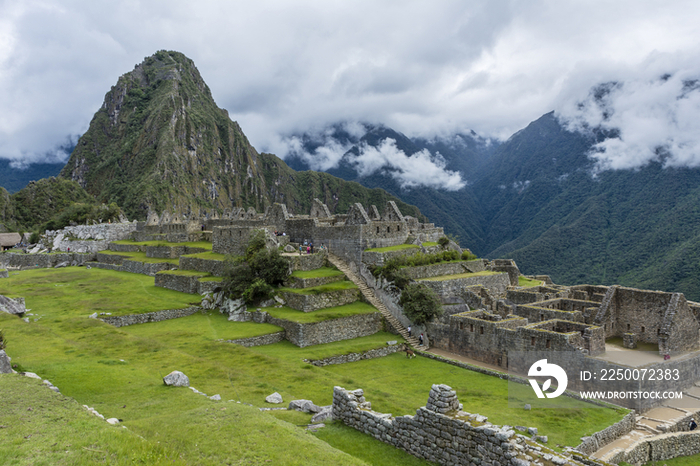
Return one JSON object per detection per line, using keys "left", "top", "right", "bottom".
{"left": 209, "top": 394, "right": 221, "bottom": 401}
{"left": 288, "top": 399, "right": 321, "bottom": 413}
{"left": 106, "top": 418, "right": 120, "bottom": 425}
{"left": 54, "top": 261, "right": 70, "bottom": 268}
{"left": 163, "top": 370, "right": 190, "bottom": 387}
{"left": 284, "top": 244, "right": 296, "bottom": 253}
{"left": 0, "top": 295, "right": 26, "bottom": 315}
{"left": 23, "top": 372, "right": 42, "bottom": 379}
{"left": 310, "top": 406, "right": 333, "bottom": 423}
{"left": 266, "top": 392, "right": 283, "bottom": 404}
{"left": 0, "top": 350, "right": 12, "bottom": 374}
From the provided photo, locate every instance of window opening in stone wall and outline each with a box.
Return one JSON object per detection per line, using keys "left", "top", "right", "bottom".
{"left": 641, "top": 326, "right": 645, "bottom": 333}
{"left": 531, "top": 337, "right": 535, "bottom": 346}
{"left": 397, "top": 225, "right": 400, "bottom": 231}
{"left": 480, "top": 326, "right": 484, "bottom": 335}
{"left": 604, "top": 324, "right": 607, "bottom": 331}
{"left": 540, "top": 313, "right": 544, "bottom": 322}
{"left": 459, "top": 322, "right": 463, "bottom": 330}
{"left": 387, "top": 226, "right": 390, "bottom": 233}
{"left": 627, "top": 324, "right": 630, "bottom": 331}
{"left": 657, "top": 328, "right": 660, "bottom": 335}
{"left": 546, "top": 339, "right": 551, "bottom": 349}
{"left": 470, "top": 324, "right": 474, "bottom": 332}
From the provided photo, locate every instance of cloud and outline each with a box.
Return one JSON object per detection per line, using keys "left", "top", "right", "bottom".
{"left": 350, "top": 138, "right": 466, "bottom": 191}
{"left": 3, "top": 0, "right": 700, "bottom": 171}
{"left": 555, "top": 50, "right": 700, "bottom": 171}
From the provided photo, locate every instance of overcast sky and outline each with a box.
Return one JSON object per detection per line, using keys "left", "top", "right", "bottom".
{"left": 2, "top": 0, "right": 700, "bottom": 178}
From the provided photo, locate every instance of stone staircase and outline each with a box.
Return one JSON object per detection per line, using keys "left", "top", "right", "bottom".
{"left": 327, "top": 253, "right": 422, "bottom": 349}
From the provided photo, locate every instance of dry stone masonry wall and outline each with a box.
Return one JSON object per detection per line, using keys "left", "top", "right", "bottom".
{"left": 101, "top": 307, "right": 200, "bottom": 327}
{"left": 333, "top": 384, "right": 588, "bottom": 466}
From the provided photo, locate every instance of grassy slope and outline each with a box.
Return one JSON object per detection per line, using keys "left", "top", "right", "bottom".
{"left": 0, "top": 267, "right": 626, "bottom": 463}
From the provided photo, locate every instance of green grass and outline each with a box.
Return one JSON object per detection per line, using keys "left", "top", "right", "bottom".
{"left": 265, "top": 302, "right": 377, "bottom": 323}
{"left": 122, "top": 310, "right": 283, "bottom": 341}
{"left": 290, "top": 267, "right": 344, "bottom": 279}
{"left": 627, "top": 453, "right": 700, "bottom": 466}
{"left": 251, "top": 332, "right": 405, "bottom": 362}
{"left": 0, "top": 267, "right": 628, "bottom": 464}
{"left": 280, "top": 280, "right": 358, "bottom": 295}
{"left": 98, "top": 249, "right": 180, "bottom": 265}
{"left": 198, "top": 276, "right": 223, "bottom": 283}
{"left": 422, "top": 241, "right": 438, "bottom": 247}
{"left": 419, "top": 271, "right": 501, "bottom": 281}
{"left": 364, "top": 244, "right": 419, "bottom": 253}
{"left": 0, "top": 268, "right": 197, "bottom": 317}
{"left": 111, "top": 239, "right": 213, "bottom": 250}
{"left": 314, "top": 421, "right": 433, "bottom": 466}
{"left": 180, "top": 251, "right": 227, "bottom": 261}
{"left": 156, "top": 269, "right": 209, "bottom": 277}
{"left": 518, "top": 276, "right": 543, "bottom": 287}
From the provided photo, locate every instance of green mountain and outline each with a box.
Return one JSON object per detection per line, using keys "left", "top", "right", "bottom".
{"left": 0, "top": 159, "right": 66, "bottom": 194}
{"left": 60, "top": 51, "right": 423, "bottom": 221}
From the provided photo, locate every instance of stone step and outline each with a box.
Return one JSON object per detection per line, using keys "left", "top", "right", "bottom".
{"left": 327, "top": 253, "right": 422, "bottom": 350}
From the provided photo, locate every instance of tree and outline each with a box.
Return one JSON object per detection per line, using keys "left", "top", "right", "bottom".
{"left": 399, "top": 283, "right": 443, "bottom": 325}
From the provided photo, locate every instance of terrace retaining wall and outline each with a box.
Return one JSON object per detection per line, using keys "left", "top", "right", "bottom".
{"left": 265, "top": 312, "right": 382, "bottom": 348}
{"left": 305, "top": 343, "right": 404, "bottom": 366}
{"left": 0, "top": 252, "right": 95, "bottom": 269}
{"left": 101, "top": 307, "right": 200, "bottom": 327}
{"left": 178, "top": 256, "right": 227, "bottom": 276}
{"left": 280, "top": 288, "right": 360, "bottom": 312}
{"left": 609, "top": 431, "right": 700, "bottom": 465}
{"left": 284, "top": 274, "right": 344, "bottom": 289}
{"left": 224, "top": 331, "right": 285, "bottom": 347}
{"left": 419, "top": 273, "right": 511, "bottom": 300}
{"left": 155, "top": 273, "right": 205, "bottom": 294}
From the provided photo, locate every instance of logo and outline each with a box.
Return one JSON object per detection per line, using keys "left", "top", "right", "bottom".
{"left": 528, "top": 359, "right": 568, "bottom": 399}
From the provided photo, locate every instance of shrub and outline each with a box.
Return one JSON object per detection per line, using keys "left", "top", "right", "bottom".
{"left": 242, "top": 279, "right": 273, "bottom": 303}
{"left": 461, "top": 250, "right": 477, "bottom": 261}
{"left": 0, "top": 328, "right": 6, "bottom": 350}
{"left": 248, "top": 248, "right": 289, "bottom": 286}
{"left": 399, "top": 284, "right": 443, "bottom": 325}
{"left": 438, "top": 236, "right": 450, "bottom": 248}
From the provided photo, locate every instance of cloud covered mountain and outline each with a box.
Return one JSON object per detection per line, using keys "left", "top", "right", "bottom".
{"left": 279, "top": 111, "right": 700, "bottom": 301}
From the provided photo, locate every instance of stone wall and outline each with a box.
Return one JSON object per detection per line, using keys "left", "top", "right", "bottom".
{"left": 265, "top": 312, "right": 382, "bottom": 348}
{"left": 108, "top": 243, "right": 144, "bottom": 253}
{"left": 514, "top": 304, "right": 585, "bottom": 324}
{"left": 332, "top": 384, "right": 579, "bottom": 466}
{"left": 574, "top": 411, "right": 637, "bottom": 455}
{"left": 146, "top": 245, "right": 207, "bottom": 259}
{"left": 594, "top": 286, "right": 700, "bottom": 354}
{"left": 610, "top": 431, "right": 700, "bottom": 466}
{"left": 305, "top": 343, "right": 404, "bottom": 366}
{"left": 0, "top": 252, "right": 95, "bottom": 269}
{"left": 120, "top": 260, "right": 173, "bottom": 276}
{"left": 178, "top": 255, "right": 227, "bottom": 276}
{"left": 46, "top": 222, "right": 138, "bottom": 253}
{"left": 0, "top": 269, "right": 8, "bottom": 278}
{"left": 224, "top": 332, "right": 285, "bottom": 347}
{"left": 362, "top": 247, "right": 420, "bottom": 267}
{"left": 155, "top": 272, "right": 204, "bottom": 294}
{"left": 285, "top": 252, "right": 326, "bottom": 271}
{"left": 280, "top": 288, "right": 360, "bottom": 312}
{"left": 101, "top": 307, "right": 200, "bottom": 327}
{"left": 402, "top": 261, "right": 479, "bottom": 280}
{"left": 284, "top": 274, "right": 344, "bottom": 289}
{"left": 419, "top": 273, "right": 510, "bottom": 301}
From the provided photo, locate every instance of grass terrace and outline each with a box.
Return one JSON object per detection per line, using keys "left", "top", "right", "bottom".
{"left": 518, "top": 276, "right": 543, "bottom": 287}
{"left": 250, "top": 332, "right": 405, "bottom": 363}
{"left": 265, "top": 302, "right": 376, "bottom": 323}
{"left": 0, "top": 266, "right": 629, "bottom": 464}
{"left": 122, "top": 310, "right": 283, "bottom": 342}
{"left": 280, "top": 280, "right": 357, "bottom": 295}
{"left": 156, "top": 269, "right": 209, "bottom": 277}
{"left": 422, "top": 241, "right": 438, "bottom": 247}
{"left": 0, "top": 267, "right": 197, "bottom": 317}
{"left": 198, "top": 276, "right": 223, "bottom": 283}
{"left": 290, "top": 267, "right": 345, "bottom": 279}
{"left": 111, "top": 239, "right": 213, "bottom": 250}
{"left": 97, "top": 249, "right": 180, "bottom": 265}
{"left": 180, "top": 251, "right": 227, "bottom": 261}
{"left": 418, "top": 270, "right": 501, "bottom": 281}
{"left": 364, "top": 244, "right": 418, "bottom": 253}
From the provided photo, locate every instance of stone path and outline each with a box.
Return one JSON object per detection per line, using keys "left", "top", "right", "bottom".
{"left": 591, "top": 382, "right": 700, "bottom": 462}
{"left": 327, "top": 253, "right": 422, "bottom": 349}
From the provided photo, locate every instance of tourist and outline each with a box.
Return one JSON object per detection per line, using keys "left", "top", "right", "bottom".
{"left": 690, "top": 419, "right": 698, "bottom": 431}
{"left": 306, "top": 245, "right": 311, "bottom": 254}
{"left": 310, "top": 243, "right": 314, "bottom": 253}
{"left": 408, "top": 326, "right": 412, "bottom": 337}
{"left": 419, "top": 334, "right": 424, "bottom": 346}
{"left": 299, "top": 245, "right": 303, "bottom": 255}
